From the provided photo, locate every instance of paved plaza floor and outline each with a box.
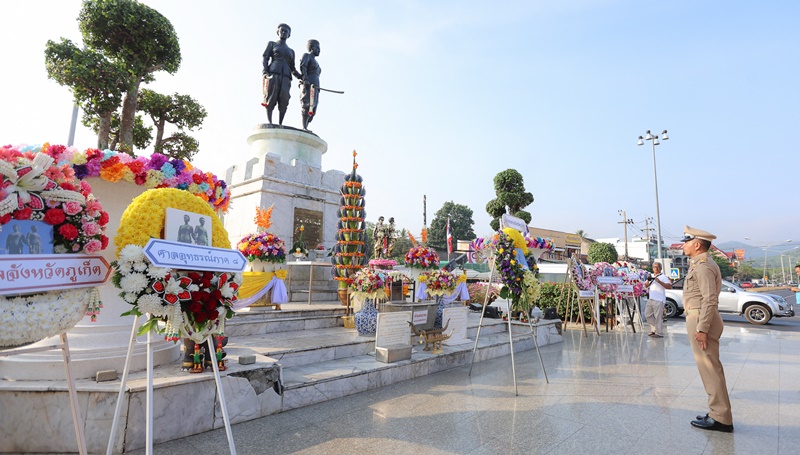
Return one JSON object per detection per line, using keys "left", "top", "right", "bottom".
{"left": 128, "top": 319, "right": 800, "bottom": 455}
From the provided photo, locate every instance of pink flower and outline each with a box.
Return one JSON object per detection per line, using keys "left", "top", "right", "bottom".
{"left": 84, "top": 239, "right": 102, "bottom": 254}
{"left": 64, "top": 201, "right": 82, "bottom": 216}
{"left": 82, "top": 222, "right": 100, "bottom": 236}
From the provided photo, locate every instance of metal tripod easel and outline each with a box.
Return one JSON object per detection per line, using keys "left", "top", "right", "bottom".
{"left": 468, "top": 255, "right": 548, "bottom": 396}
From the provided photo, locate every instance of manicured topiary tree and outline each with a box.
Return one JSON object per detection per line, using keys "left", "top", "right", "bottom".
{"left": 486, "top": 169, "right": 534, "bottom": 232}
{"left": 331, "top": 152, "right": 367, "bottom": 308}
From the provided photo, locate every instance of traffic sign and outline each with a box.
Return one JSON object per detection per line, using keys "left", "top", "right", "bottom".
{"left": 669, "top": 268, "right": 680, "bottom": 279}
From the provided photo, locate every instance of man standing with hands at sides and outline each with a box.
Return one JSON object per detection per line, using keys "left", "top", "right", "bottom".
{"left": 262, "top": 23, "right": 301, "bottom": 126}
{"left": 683, "top": 226, "right": 733, "bottom": 433}
{"left": 645, "top": 262, "right": 672, "bottom": 338}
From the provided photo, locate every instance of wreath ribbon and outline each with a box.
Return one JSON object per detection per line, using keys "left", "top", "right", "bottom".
{"left": 0, "top": 153, "right": 86, "bottom": 216}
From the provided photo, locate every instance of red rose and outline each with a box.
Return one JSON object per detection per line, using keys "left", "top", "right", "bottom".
{"left": 188, "top": 272, "right": 201, "bottom": 282}
{"left": 194, "top": 312, "right": 207, "bottom": 323}
{"left": 0, "top": 214, "right": 10, "bottom": 225}
{"left": 134, "top": 173, "right": 147, "bottom": 185}
{"left": 98, "top": 211, "right": 110, "bottom": 226}
{"left": 43, "top": 208, "right": 66, "bottom": 225}
{"left": 188, "top": 302, "right": 202, "bottom": 313}
{"left": 210, "top": 289, "right": 222, "bottom": 301}
{"left": 60, "top": 182, "right": 75, "bottom": 191}
{"left": 58, "top": 224, "right": 79, "bottom": 240}
{"left": 206, "top": 309, "right": 219, "bottom": 321}
{"left": 192, "top": 174, "right": 204, "bottom": 184}
{"left": 205, "top": 299, "right": 217, "bottom": 311}
{"left": 100, "top": 235, "right": 109, "bottom": 249}
{"left": 13, "top": 207, "right": 32, "bottom": 220}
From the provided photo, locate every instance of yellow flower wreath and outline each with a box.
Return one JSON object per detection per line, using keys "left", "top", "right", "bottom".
{"left": 115, "top": 188, "right": 231, "bottom": 257}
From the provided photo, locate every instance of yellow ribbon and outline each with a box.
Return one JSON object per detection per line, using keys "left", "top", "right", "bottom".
{"left": 239, "top": 269, "right": 287, "bottom": 299}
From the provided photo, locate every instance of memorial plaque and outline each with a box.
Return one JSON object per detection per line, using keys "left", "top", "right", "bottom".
{"left": 412, "top": 310, "right": 428, "bottom": 325}
{"left": 293, "top": 208, "right": 323, "bottom": 249}
{"left": 375, "top": 311, "right": 412, "bottom": 349}
{"left": 442, "top": 307, "right": 470, "bottom": 346}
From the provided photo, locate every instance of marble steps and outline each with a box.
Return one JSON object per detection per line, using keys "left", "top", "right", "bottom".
{"left": 227, "top": 303, "right": 347, "bottom": 336}
{"left": 223, "top": 316, "right": 511, "bottom": 370}
{"left": 278, "top": 322, "right": 557, "bottom": 411}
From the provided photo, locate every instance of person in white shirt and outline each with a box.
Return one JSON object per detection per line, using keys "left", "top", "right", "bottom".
{"left": 645, "top": 262, "right": 672, "bottom": 338}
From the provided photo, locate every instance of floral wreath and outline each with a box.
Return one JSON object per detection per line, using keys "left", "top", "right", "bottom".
{"left": 589, "top": 262, "right": 620, "bottom": 297}
{"left": 404, "top": 228, "right": 439, "bottom": 269}
{"left": 570, "top": 258, "right": 593, "bottom": 291}
{"left": 492, "top": 229, "right": 541, "bottom": 312}
{"left": 113, "top": 188, "right": 241, "bottom": 343}
{"left": 0, "top": 147, "right": 109, "bottom": 347}
{"left": 420, "top": 269, "right": 457, "bottom": 297}
{"left": 34, "top": 144, "right": 230, "bottom": 213}
{"left": 349, "top": 267, "right": 389, "bottom": 306}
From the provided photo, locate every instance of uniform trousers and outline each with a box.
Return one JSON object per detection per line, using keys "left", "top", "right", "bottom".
{"left": 685, "top": 309, "right": 733, "bottom": 425}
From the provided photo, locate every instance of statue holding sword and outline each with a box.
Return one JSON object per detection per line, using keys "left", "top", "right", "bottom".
{"left": 298, "top": 39, "right": 344, "bottom": 131}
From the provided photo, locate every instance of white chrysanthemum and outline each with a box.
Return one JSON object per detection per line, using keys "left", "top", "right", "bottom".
{"left": 137, "top": 294, "right": 167, "bottom": 317}
{"left": 232, "top": 273, "right": 243, "bottom": 285}
{"left": 132, "top": 261, "right": 148, "bottom": 272}
{"left": 123, "top": 293, "right": 140, "bottom": 303}
{"left": 117, "top": 261, "right": 133, "bottom": 275}
{"left": 119, "top": 244, "right": 145, "bottom": 263}
{"left": 188, "top": 284, "right": 199, "bottom": 292}
{"left": 120, "top": 273, "right": 149, "bottom": 294}
{"left": 147, "top": 266, "right": 169, "bottom": 280}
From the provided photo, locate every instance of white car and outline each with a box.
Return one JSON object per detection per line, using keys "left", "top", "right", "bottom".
{"left": 664, "top": 279, "right": 794, "bottom": 325}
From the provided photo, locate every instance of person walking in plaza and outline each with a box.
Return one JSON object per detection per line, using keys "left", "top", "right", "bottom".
{"left": 682, "top": 226, "right": 733, "bottom": 433}
{"left": 645, "top": 262, "right": 672, "bottom": 338}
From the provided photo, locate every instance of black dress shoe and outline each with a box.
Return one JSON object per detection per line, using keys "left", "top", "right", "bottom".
{"left": 691, "top": 415, "right": 733, "bottom": 433}
{"left": 696, "top": 413, "right": 708, "bottom": 420}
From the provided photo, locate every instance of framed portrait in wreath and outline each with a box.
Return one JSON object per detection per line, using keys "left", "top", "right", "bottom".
{"left": 164, "top": 208, "right": 212, "bottom": 246}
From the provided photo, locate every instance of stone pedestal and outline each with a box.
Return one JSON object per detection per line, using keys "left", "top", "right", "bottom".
{"left": 224, "top": 125, "right": 345, "bottom": 253}
{"left": 0, "top": 179, "right": 180, "bottom": 381}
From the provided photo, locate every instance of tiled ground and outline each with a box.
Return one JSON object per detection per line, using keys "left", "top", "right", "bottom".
{"left": 127, "top": 319, "right": 800, "bottom": 454}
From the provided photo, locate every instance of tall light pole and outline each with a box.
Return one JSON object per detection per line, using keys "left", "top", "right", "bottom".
{"left": 746, "top": 237, "right": 792, "bottom": 284}
{"left": 638, "top": 130, "right": 668, "bottom": 264}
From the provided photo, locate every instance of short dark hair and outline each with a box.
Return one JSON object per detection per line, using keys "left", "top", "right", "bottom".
{"left": 697, "top": 239, "right": 711, "bottom": 251}
{"left": 277, "top": 23, "right": 291, "bottom": 33}
{"left": 307, "top": 39, "right": 319, "bottom": 51}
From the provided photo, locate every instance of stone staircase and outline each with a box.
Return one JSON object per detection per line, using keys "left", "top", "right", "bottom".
{"left": 0, "top": 301, "right": 563, "bottom": 453}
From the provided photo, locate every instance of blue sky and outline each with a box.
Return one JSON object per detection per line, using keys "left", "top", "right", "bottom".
{"left": 2, "top": 0, "right": 798, "bottom": 251}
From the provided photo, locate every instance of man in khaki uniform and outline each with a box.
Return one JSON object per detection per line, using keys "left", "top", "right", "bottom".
{"left": 683, "top": 226, "right": 733, "bottom": 432}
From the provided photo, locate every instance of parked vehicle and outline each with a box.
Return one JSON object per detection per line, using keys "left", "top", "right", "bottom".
{"left": 740, "top": 281, "right": 753, "bottom": 288}
{"left": 664, "top": 279, "right": 794, "bottom": 325}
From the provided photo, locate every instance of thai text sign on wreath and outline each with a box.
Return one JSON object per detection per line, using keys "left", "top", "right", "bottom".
{"left": 0, "top": 255, "right": 111, "bottom": 296}
{"left": 143, "top": 239, "right": 247, "bottom": 273}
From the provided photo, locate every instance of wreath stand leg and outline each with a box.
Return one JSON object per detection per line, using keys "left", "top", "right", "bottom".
{"left": 206, "top": 336, "right": 237, "bottom": 455}
{"left": 525, "top": 317, "right": 549, "bottom": 384}
{"left": 1, "top": 334, "right": 88, "bottom": 455}
{"left": 468, "top": 257, "right": 521, "bottom": 396}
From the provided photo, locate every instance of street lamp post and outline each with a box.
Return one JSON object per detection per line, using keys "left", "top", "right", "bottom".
{"left": 637, "top": 130, "right": 668, "bottom": 264}
{"left": 746, "top": 237, "right": 792, "bottom": 284}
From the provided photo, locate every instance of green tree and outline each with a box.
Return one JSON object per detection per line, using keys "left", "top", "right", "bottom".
{"left": 485, "top": 169, "right": 534, "bottom": 231}
{"left": 588, "top": 242, "right": 618, "bottom": 264}
{"left": 79, "top": 0, "right": 181, "bottom": 152}
{"left": 713, "top": 256, "right": 736, "bottom": 280}
{"left": 429, "top": 201, "right": 475, "bottom": 252}
{"left": 137, "top": 89, "right": 206, "bottom": 159}
{"left": 576, "top": 229, "right": 588, "bottom": 239}
{"left": 44, "top": 38, "right": 128, "bottom": 149}
{"left": 82, "top": 111, "right": 152, "bottom": 151}
{"left": 390, "top": 228, "right": 414, "bottom": 261}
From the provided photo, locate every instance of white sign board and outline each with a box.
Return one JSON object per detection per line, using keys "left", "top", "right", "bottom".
{"left": 578, "top": 290, "right": 595, "bottom": 298}
{"left": 442, "top": 307, "right": 470, "bottom": 346}
{"left": 500, "top": 213, "right": 529, "bottom": 235}
{"left": 597, "top": 276, "right": 623, "bottom": 284}
{"left": 0, "top": 255, "right": 111, "bottom": 296}
{"left": 617, "top": 284, "right": 634, "bottom": 294}
{"left": 669, "top": 268, "right": 680, "bottom": 279}
{"left": 413, "top": 310, "right": 428, "bottom": 325}
{"left": 143, "top": 239, "right": 247, "bottom": 272}
{"left": 376, "top": 312, "right": 412, "bottom": 348}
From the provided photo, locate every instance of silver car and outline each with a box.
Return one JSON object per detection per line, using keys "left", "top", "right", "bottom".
{"left": 664, "top": 279, "right": 794, "bottom": 325}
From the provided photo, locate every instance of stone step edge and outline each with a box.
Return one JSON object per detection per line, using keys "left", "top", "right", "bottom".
{"left": 229, "top": 314, "right": 347, "bottom": 325}
{"left": 280, "top": 330, "right": 536, "bottom": 391}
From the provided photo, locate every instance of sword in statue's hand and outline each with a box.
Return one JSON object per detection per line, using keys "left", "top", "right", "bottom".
{"left": 312, "top": 84, "right": 344, "bottom": 94}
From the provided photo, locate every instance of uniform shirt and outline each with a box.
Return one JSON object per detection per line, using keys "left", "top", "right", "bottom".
{"left": 648, "top": 273, "right": 670, "bottom": 302}
{"left": 683, "top": 251, "right": 722, "bottom": 333}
